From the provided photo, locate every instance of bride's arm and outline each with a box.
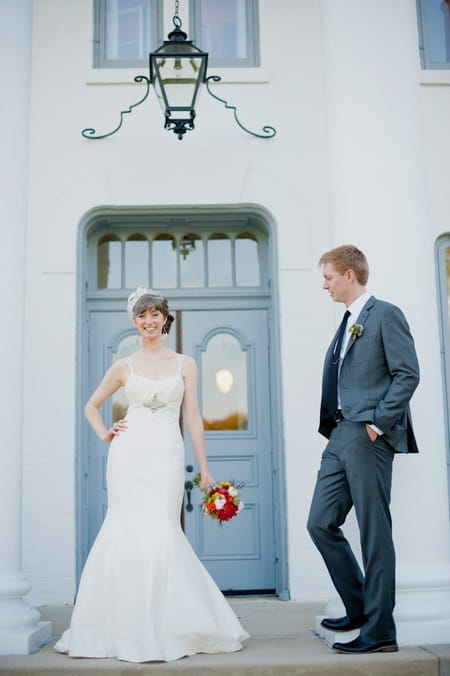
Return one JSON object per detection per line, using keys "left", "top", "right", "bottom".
{"left": 84, "top": 360, "right": 128, "bottom": 442}
{"left": 182, "top": 356, "right": 214, "bottom": 492}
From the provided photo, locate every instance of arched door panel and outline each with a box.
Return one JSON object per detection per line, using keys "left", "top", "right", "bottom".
{"left": 182, "top": 309, "right": 275, "bottom": 592}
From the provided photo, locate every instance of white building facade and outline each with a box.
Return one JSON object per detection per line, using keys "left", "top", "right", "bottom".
{"left": 1, "top": 0, "right": 450, "bottom": 653}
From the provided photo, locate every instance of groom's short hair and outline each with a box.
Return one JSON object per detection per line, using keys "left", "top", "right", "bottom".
{"left": 319, "top": 245, "right": 369, "bottom": 286}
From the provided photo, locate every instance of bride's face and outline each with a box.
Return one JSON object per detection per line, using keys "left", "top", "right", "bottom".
{"left": 133, "top": 307, "right": 167, "bottom": 339}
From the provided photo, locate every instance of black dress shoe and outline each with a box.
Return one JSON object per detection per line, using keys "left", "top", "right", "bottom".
{"left": 332, "top": 636, "right": 399, "bottom": 653}
{"left": 320, "top": 615, "right": 366, "bottom": 631}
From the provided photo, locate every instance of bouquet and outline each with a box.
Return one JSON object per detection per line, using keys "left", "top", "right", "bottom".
{"left": 193, "top": 474, "right": 244, "bottom": 523}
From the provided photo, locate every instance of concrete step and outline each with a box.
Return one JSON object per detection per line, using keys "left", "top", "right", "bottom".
{"left": 0, "top": 600, "right": 449, "bottom": 675}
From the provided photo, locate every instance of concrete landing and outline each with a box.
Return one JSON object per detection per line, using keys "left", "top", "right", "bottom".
{"left": 0, "top": 599, "right": 449, "bottom": 675}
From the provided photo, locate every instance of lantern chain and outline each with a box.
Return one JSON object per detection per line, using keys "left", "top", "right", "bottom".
{"left": 173, "top": 0, "right": 182, "bottom": 29}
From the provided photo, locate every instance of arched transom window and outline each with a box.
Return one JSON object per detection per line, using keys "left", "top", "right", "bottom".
{"left": 90, "top": 227, "right": 264, "bottom": 290}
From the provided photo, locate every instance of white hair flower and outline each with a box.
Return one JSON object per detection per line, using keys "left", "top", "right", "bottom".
{"left": 127, "top": 286, "right": 161, "bottom": 317}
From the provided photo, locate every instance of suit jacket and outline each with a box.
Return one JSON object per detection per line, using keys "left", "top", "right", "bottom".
{"left": 319, "top": 296, "right": 420, "bottom": 453}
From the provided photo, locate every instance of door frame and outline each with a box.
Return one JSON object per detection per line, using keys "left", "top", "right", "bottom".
{"left": 76, "top": 203, "right": 290, "bottom": 600}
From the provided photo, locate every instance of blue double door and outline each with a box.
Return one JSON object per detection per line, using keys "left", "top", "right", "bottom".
{"left": 85, "top": 305, "right": 275, "bottom": 593}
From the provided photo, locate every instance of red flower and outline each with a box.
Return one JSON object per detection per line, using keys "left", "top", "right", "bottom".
{"left": 219, "top": 502, "right": 238, "bottom": 521}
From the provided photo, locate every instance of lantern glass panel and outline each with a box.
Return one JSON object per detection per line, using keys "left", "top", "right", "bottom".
{"left": 151, "top": 39, "right": 207, "bottom": 114}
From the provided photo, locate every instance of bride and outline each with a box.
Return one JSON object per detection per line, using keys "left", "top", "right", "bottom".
{"left": 54, "top": 287, "right": 249, "bottom": 662}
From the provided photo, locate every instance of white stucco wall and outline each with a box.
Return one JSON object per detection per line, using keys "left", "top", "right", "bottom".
{"left": 20, "top": 0, "right": 450, "bottom": 610}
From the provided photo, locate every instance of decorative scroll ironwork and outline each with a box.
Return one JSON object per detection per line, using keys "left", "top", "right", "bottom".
{"left": 81, "top": 72, "right": 277, "bottom": 140}
{"left": 81, "top": 75, "right": 151, "bottom": 140}
{"left": 205, "top": 75, "right": 276, "bottom": 139}
{"left": 164, "top": 111, "right": 196, "bottom": 140}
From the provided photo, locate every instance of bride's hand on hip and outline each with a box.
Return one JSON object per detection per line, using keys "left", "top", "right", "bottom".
{"left": 102, "top": 419, "right": 128, "bottom": 442}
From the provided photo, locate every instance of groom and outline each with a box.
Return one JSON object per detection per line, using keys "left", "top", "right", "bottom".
{"left": 307, "top": 245, "right": 420, "bottom": 654}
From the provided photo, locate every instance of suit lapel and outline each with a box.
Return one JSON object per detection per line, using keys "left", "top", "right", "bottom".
{"left": 343, "top": 295, "right": 376, "bottom": 359}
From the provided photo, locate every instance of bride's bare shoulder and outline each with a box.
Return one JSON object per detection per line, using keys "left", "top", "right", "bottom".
{"left": 112, "top": 357, "right": 131, "bottom": 379}
{"left": 180, "top": 354, "right": 196, "bottom": 373}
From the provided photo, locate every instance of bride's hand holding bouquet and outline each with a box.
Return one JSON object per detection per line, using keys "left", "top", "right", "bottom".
{"left": 198, "top": 469, "right": 215, "bottom": 492}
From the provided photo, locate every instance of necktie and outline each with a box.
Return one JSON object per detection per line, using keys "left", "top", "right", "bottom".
{"left": 325, "top": 310, "right": 350, "bottom": 418}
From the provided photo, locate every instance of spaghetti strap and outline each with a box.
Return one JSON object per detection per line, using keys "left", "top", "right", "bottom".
{"left": 124, "top": 356, "right": 134, "bottom": 372}
{"left": 177, "top": 354, "right": 185, "bottom": 373}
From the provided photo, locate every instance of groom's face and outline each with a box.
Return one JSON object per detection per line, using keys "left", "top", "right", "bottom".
{"left": 322, "top": 263, "right": 351, "bottom": 305}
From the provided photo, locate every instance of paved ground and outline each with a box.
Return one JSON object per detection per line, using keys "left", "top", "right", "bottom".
{"left": 0, "top": 599, "right": 449, "bottom": 675}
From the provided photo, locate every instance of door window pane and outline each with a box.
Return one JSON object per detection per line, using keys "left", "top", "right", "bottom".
{"left": 98, "top": 235, "right": 122, "bottom": 288}
{"left": 180, "top": 233, "right": 204, "bottom": 287}
{"left": 125, "top": 234, "right": 148, "bottom": 288}
{"left": 152, "top": 234, "right": 177, "bottom": 288}
{"left": 235, "top": 233, "right": 260, "bottom": 286}
{"left": 208, "top": 234, "right": 232, "bottom": 287}
{"left": 201, "top": 332, "right": 248, "bottom": 430}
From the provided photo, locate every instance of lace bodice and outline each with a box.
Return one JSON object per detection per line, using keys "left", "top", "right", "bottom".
{"left": 124, "top": 355, "right": 185, "bottom": 419}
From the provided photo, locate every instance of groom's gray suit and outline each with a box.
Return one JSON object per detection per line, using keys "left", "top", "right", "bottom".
{"left": 308, "top": 295, "right": 419, "bottom": 644}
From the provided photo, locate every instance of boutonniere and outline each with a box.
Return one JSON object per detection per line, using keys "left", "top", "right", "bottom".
{"left": 349, "top": 323, "right": 364, "bottom": 340}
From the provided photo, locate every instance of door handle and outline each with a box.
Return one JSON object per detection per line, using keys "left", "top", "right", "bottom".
{"left": 184, "top": 480, "right": 194, "bottom": 512}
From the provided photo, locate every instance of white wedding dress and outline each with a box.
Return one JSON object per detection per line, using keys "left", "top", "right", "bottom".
{"left": 55, "top": 354, "right": 248, "bottom": 663}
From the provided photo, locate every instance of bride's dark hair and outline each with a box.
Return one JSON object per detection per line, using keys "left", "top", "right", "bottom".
{"left": 133, "top": 294, "right": 175, "bottom": 335}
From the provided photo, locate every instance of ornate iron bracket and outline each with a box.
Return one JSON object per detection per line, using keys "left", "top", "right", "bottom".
{"left": 81, "top": 73, "right": 277, "bottom": 141}
{"left": 81, "top": 75, "right": 151, "bottom": 140}
{"left": 205, "top": 75, "right": 276, "bottom": 139}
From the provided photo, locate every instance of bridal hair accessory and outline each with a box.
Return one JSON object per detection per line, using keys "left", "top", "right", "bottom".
{"left": 349, "top": 323, "right": 364, "bottom": 340}
{"left": 127, "top": 286, "right": 163, "bottom": 317}
{"left": 193, "top": 475, "right": 244, "bottom": 523}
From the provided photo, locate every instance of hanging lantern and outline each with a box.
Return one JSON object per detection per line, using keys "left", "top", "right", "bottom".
{"left": 149, "top": 18, "right": 208, "bottom": 140}
{"left": 81, "top": 3, "right": 276, "bottom": 141}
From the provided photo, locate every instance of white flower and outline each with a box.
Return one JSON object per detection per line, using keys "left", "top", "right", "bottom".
{"left": 214, "top": 495, "right": 226, "bottom": 510}
{"left": 228, "top": 486, "right": 238, "bottom": 497}
{"left": 238, "top": 501, "right": 244, "bottom": 511}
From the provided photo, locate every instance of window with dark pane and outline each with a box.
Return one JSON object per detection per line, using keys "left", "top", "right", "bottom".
{"left": 235, "top": 232, "right": 260, "bottom": 286}
{"left": 152, "top": 234, "right": 177, "bottom": 289}
{"left": 98, "top": 235, "right": 122, "bottom": 288}
{"left": 180, "top": 233, "right": 204, "bottom": 288}
{"left": 125, "top": 234, "right": 149, "bottom": 289}
{"left": 207, "top": 233, "right": 232, "bottom": 287}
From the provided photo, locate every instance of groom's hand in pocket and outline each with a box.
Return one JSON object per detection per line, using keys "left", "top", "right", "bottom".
{"left": 365, "top": 424, "right": 378, "bottom": 442}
